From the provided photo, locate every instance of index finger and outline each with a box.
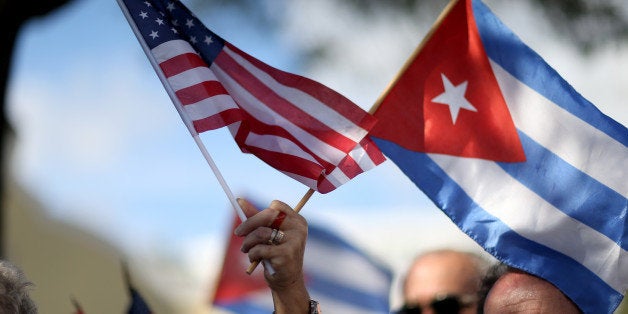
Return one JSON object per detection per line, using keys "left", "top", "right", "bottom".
{"left": 237, "top": 198, "right": 259, "bottom": 219}
{"left": 234, "top": 201, "right": 277, "bottom": 236}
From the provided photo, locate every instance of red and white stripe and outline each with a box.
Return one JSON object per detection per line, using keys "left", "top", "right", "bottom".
{"left": 152, "top": 39, "right": 384, "bottom": 193}
{"left": 152, "top": 39, "right": 243, "bottom": 132}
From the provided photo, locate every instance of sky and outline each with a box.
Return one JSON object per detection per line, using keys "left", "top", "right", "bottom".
{"left": 6, "top": 0, "right": 628, "bottom": 310}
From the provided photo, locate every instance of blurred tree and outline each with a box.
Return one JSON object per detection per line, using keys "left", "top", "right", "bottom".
{"left": 191, "top": 0, "right": 627, "bottom": 53}
{"left": 531, "top": 0, "right": 628, "bottom": 52}
{"left": 1, "top": 0, "right": 75, "bottom": 133}
{"left": 335, "top": 0, "right": 628, "bottom": 52}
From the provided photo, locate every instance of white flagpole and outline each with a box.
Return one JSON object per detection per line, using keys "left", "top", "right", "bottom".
{"left": 115, "top": 0, "right": 247, "bottom": 222}
{"left": 116, "top": 0, "right": 277, "bottom": 275}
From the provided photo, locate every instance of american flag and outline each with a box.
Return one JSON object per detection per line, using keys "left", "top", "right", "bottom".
{"left": 117, "top": 0, "right": 385, "bottom": 193}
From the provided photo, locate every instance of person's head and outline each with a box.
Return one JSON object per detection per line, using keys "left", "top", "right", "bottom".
{"left": 0, "top": 260, "right": 37, "bottom": 314}
{"left": 481, "top": 266, "right": 581, "bottom": 314}
{"left": 397, "top": 249, "right": 488, "bottom": 314}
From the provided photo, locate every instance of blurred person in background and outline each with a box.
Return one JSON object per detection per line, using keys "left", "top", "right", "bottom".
{"left": 234, "top": 199, "right": 586, "bottom": 314}
{"left": 478, "top": 263, "right": 581, "bottom": 314}
{"left": 395, "top": 249, "right": 489, "bottom": 314}
{"left": 0, "top": 260, "right": 37, "bottom": 313}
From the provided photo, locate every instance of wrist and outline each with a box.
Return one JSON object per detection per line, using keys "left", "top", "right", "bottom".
{"left": 273, "top": 299, "right": 320, "bottom": 314}
{"left": 270, "top": 281, "right": 309, "bottom": 314}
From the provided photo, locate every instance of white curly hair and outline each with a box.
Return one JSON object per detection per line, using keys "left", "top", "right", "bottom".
{"left": 0, "top": 260, "right": 37, "bottom": 314}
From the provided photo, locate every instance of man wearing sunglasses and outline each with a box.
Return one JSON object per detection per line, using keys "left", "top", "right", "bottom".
{"left": 395, "top": 249, "right": 489, "bottom": 314}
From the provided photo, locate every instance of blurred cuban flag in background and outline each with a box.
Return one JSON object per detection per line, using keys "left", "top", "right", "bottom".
{"left": 212, "top": 214, "right": 393, "bottom": 314}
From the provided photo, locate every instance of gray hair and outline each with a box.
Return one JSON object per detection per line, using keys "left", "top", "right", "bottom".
{"left": 0, "top": 261, "right": 37, "bottom": 314}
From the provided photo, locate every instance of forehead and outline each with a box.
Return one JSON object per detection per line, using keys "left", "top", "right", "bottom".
{"left": 483, "top": 271, "right": 581, "bottom": 314}
{"left": 404, "top": 252, "right": 481, "bottom": 300}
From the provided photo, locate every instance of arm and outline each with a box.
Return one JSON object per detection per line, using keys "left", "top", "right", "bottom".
{"left": 235, "top": 198, "right": 312, "bottom": 314}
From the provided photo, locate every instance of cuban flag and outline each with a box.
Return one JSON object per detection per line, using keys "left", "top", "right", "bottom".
{"left": 212, "top": 215, "right": 393, "bottom": 314}
{"left": 370, "top": 0, "right": 627, "bottom": 313}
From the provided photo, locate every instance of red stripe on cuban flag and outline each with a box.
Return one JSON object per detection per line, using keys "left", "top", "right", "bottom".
{"left": 153, "top": 39, "right": 243, "bottom": 132}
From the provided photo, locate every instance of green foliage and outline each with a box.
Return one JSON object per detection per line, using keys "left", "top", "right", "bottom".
{"left": 189, "top": 0, "right": 627, "bottom": 53}
{"left": 532, "top": 0, "right": 628, "bottom": 52}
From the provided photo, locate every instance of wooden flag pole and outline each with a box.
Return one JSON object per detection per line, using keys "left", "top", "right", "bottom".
{"left": 293, "top": 188, "right": 316, "bottom": 213}
{"left": 246, "top": 188, "right": 315, "bottom": 275}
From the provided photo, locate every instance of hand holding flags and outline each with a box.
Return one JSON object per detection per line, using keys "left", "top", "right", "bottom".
{"left": 370, "top": 0, "right": 627, "bottom": 313}
{"left": 213, "top": 212, "right": 393, "bottom": 314}
{"left": 117, "top": 0, "right": 385, "bottom": 277}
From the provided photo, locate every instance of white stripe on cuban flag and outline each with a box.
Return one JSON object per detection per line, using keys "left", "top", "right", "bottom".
{"left": 429, "top": 151, "right": 627, "bottom": 292}
{"left": 432, "top": 1, "right": 628, "bottom": 312}
{"left": 491, "top": 61, "right": 628, "bottom": 196}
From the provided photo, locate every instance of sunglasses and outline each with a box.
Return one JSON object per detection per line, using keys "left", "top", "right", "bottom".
{"left": 395, "top": 294, "right": 476, "bottom": 314}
